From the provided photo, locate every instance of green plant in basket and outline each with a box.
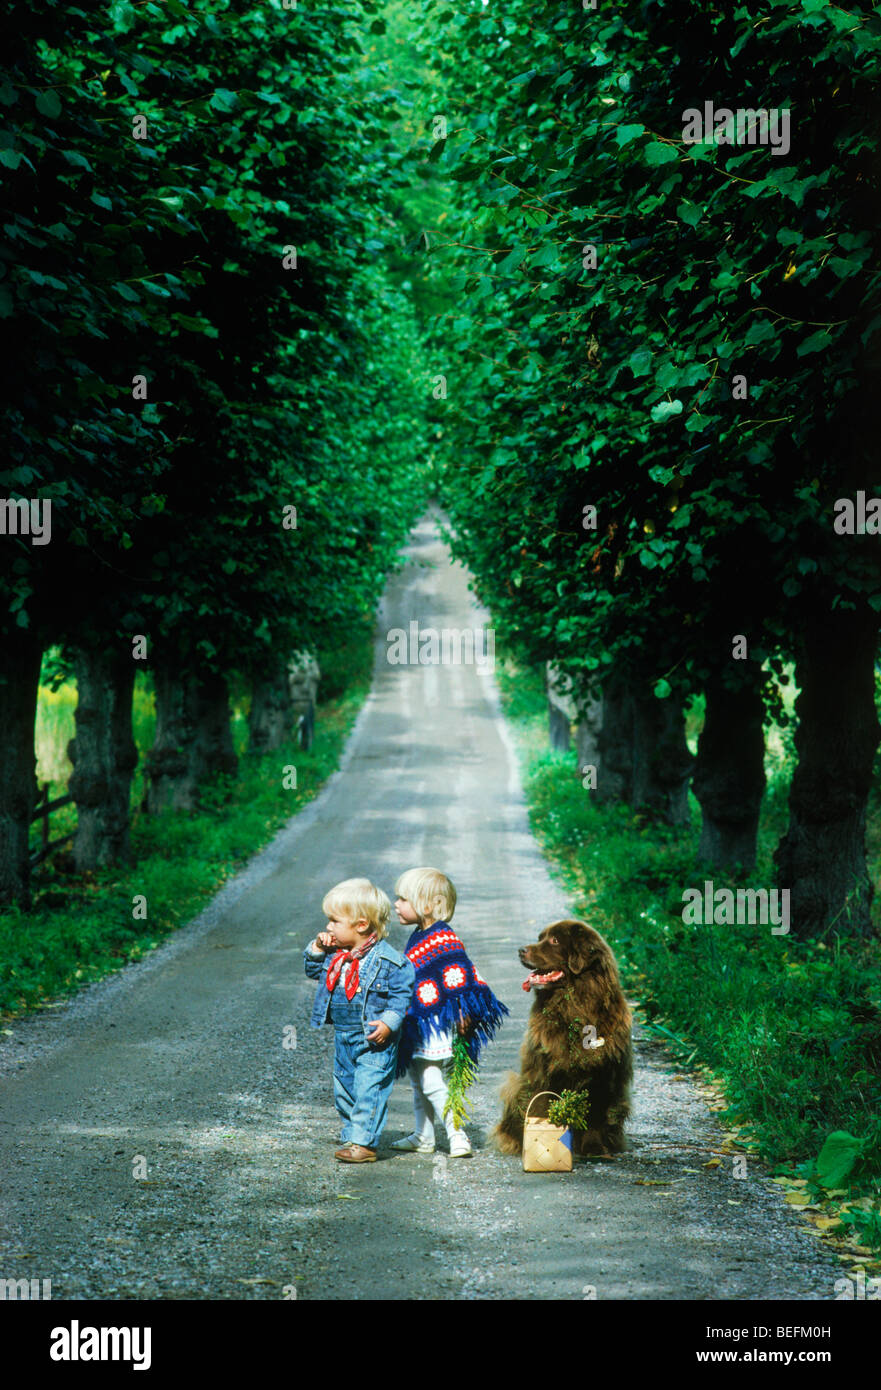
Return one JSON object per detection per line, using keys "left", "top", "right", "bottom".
{"left": 548, "top": 1089, "right": 592, "bottom": 1130}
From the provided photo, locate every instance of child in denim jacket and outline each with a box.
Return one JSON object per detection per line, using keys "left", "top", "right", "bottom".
{"left": 305, "top": 877, "right": 415, "bottom": 1163}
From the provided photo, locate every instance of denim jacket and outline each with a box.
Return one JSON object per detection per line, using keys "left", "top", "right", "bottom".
{"left": 304, "top": 939, "right": 415, "bottom": 1038}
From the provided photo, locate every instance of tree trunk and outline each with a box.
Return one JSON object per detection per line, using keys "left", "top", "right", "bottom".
{"left": 575, "top": 673, "right": 633, "bottom": 802}
{"left": 67, "top": 645, "right": 138, "bottom": 870}
{"left": 692, "top": 670, "right": 766, "bottom": 871}
{"left": 288, "top": 651, "right": 320, "bottom": 751}
{"left": 774, "top": 605, "right": 879, "bottom": 938}
{"left": 631, "top": 692, "right": 694, "bottom": 826}
{"left": 145, "top": 667, "right": 238, "bottom": 814}
{"left": 248, "top": 662, "right": 294, "bottom": 754}
{"left": 0, "top": 630, "right": 41, "bottom": 907}
{"left": 546, "top": 662, "right": 575, "bottom": 752}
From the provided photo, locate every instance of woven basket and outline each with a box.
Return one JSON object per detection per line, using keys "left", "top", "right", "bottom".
{"left": 522, "top": 1091, "right": 573, "bottom": 1172}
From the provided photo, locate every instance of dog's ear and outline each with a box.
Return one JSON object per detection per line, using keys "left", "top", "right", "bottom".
{"left": 566, "top": 925, "right": 596, "bottom": 976}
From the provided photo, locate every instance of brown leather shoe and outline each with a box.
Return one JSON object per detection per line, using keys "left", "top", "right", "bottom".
{"left": 334, "top": 1143, "right": 377, "bottom": 1163}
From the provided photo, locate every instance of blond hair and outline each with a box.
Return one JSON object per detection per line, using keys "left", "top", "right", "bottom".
{"left": 394, "top": 867, "right": 457, "bottom": 925}
{"left": 321, "top": 878, "right": 391, "bottom": 938}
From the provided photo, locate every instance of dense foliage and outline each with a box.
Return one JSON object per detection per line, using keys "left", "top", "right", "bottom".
{"left": 0, "top": 0, "right": 427, "bottom": 902}
{"left": 1, "top": 0, "right": 425, "bottom": 663}
{"left": 431, "top": 0, "right": 881, "bottom": 677}
{"left": 426, "top": 0, "right": 881, "bottom": 934}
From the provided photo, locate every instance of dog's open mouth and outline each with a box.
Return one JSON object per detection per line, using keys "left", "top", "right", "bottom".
{"left": 522, "top": 969, "right": 565, "bottom": 992}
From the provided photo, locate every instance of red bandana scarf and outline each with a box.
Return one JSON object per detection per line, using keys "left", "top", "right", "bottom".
{"left": 325, "top": 934, "right": 378, "bottom": 1000}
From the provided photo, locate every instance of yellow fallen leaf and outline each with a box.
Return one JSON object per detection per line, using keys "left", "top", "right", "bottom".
{"left": 336, "top": 1193, "right": 360, "bottom": 1200}
{"left": 634, "top": 1179, "right": 670, "bottom": 1186}
{"left": 237, "top": 1277, "right": 278, "bottom": 1286}
{"left": 703, "top": 1159, "right": 721, "bottom": 1169}
{"left": 785, "top": 1193, "right": 811, "bottom": 1206}
{"left": 727, "top": 1200, "right": 741, "bottom": 1206}
{"left": 811, "top": 1217, "right": 842, "bottom": 1231}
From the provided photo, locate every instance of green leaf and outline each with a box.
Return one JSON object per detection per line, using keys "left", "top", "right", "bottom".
{"left": 676, "top": 200, "right": 702, "bottom": 227}
{"left": 532, "top": 242, "right": 559, "bottom": 268}
{"left": 35, "top": 89, "right": 62, "bottom": 119}
{"left": 498, "top": 245, "right": 527, "bottom": 273}
{"left": 651, "top": 399, "right": 683, "bottom": 423}
{"left": 209, "top": 88, "right": 238, "bottom": 113}
{"left": 62, "top": 150, "right": 93, "bottom": 171}
{"left": 826, "top": 255, "right": 864, "bottom": 279}
{"left": 615, "top": 123, "right": 645, "bottom": 147}
{"left": 0, "top": 149, "right": 22, "bottom": 170}
{"left": 645, "top": 142, "right": 679, "bottom": 166}
{"left": 796, "top": 329, "right": 831, "bottom": 357}
{"left": 629, "top": 346, "right": 653, "bottom": 377}
{"left": 816, "top": 1131, "right": 863, "bottom": 1189}
{"left": 745, "top": 319, "right": 775, "bottom": 347}
{"left": 649, "top": 465, "right": 675, "bottom": 485}
{"left": 654, "top": 678, "right": 672, "bottom": 699}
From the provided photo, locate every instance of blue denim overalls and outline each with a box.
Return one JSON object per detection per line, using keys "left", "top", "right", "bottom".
{"left": 329, "top": 966, "right": 398, "bottom": 1148}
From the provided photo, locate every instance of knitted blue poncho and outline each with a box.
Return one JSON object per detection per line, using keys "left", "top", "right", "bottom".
{"left": 396, "top": 922, "right": 508, "bottom": 1076}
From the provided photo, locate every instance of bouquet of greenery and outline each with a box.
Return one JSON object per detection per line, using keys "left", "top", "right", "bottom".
{"left": 443, "top": 1035, "right": 479, "bottom": 1130}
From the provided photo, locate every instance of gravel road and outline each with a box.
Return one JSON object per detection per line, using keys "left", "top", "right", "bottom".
{"left": 0, "top": 517, "right": 843, "bottom": 1300}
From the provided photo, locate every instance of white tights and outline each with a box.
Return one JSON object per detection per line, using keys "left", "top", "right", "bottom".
{"left": 409, "top": 1058, "right": 461, "bottom": 1143}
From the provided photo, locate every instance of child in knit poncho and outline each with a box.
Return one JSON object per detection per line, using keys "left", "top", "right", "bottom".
{"left": 391, "top": 867, "right": 508, "bottom": 1157}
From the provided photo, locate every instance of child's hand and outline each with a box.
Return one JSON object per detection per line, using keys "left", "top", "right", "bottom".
{"left": 456, "top": 1014, "right": 472, "bottom": 1037}
{"left": 366, "top": 1020, "right": 391, "bottom": 1045}
{"left": 315, "top": 931, "right": 336, "bottom": 951}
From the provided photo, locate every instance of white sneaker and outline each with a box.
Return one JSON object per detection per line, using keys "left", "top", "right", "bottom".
{"left": 391, "top": 1133, "right": 435, "bottom": 1154}
{"left": 449, "top": 1131, "right": 473, "bottom": 1157}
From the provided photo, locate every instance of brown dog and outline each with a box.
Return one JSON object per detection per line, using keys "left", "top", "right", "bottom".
{"left": 494, "top": 919, "right": 633, "bottom": 1157}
